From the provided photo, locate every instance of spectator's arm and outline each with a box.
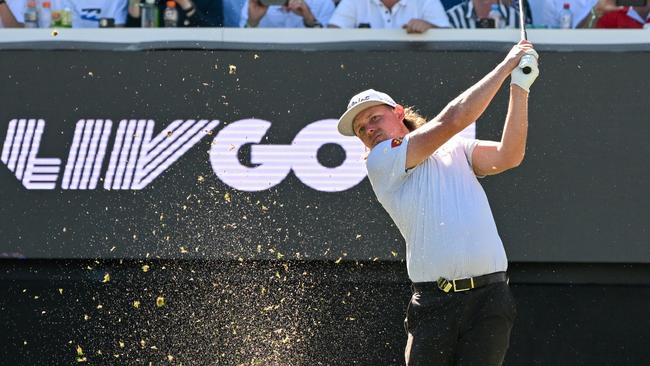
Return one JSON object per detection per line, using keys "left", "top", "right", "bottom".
{"left": 421, "top": 0, "right": 451, "bottom": 28}
{"left": 403, "top": 19, "right": 434, "bottom": 33}
{"left": 183, "top": 10, "right": 221, "bottom": 26}
{"left": 239, "top": 0, "right": 268, "bottom": 27}
{"left": 327, "top": 0, "right": 357, "bottom": 28}
{"left": 125, "top": 0, "right": 141, "bottom": 27}
{"left": 1, "top": 1, "right": 24, "bottom": 27}
{"left": 173, "top": 0, "right": 223, "bottom": 27}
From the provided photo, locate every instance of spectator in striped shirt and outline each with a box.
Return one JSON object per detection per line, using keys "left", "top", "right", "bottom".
{"left": 443, "top": 0, "right": 531, "bottom": 29}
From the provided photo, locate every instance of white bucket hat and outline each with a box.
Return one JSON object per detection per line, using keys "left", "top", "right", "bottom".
{"left": 337, "top": 89, "right": 397, "bottom": 136}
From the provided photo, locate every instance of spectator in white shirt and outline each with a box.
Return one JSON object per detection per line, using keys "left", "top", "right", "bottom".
{"left": 528, "top": 0, "right": 598, "bottom": 28}
{"left": 240, "top": 0, "right": 334, "bottom": 28}
{"left": 328, "top": 0, "right": 450, "bottom": 33}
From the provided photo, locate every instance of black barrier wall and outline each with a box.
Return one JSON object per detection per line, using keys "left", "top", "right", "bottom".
{"left": 1, "top": 46, "right": 650, "bottom": 262}
{"left": 2, "top": 260, "right": 650, "bottom": 366}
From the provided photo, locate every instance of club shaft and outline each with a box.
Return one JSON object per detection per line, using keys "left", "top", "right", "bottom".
{"left": 519, "top": 0, "right": 527, "bottom": 40}
{"left": 518, "top": 0, "right": 531, "bottom": 74}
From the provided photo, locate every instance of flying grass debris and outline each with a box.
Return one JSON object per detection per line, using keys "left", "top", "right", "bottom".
{"left": 156, "top": 296, "right": 165, "bottom": 307}
{"left": 76, "top": 345, "right": 87, "bottom": 363}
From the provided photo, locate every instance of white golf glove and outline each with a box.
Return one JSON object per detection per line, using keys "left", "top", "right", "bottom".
{"left": 510, "top": 49, "right": 539, "bottom": 93}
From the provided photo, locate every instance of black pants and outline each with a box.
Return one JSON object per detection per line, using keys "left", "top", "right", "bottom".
{"left": 404, "top": 282, "right": 516, "bottom": 366}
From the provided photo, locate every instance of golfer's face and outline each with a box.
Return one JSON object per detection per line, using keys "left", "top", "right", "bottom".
{"left": 353, "top": 105, "right": 404, "bottom": 149}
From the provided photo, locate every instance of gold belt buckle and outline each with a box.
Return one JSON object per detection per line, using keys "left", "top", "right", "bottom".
{"left": 436, "top": 278, "right": 453, "bottom": 293}
{"left": 452, "top": 278, "right": 475, "bottom": 292}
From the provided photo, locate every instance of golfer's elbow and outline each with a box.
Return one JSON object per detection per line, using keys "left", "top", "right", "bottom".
{"left": 503, "top": 151, "right": 525, "bottom": 170}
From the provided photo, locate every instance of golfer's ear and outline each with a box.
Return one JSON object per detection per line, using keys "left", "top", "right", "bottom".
{"left": 394, "top": 104, "right": 405, "bottom": 120}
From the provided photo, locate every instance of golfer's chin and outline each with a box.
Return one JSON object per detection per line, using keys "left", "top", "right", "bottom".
{"left": 370, "top": 136, "right": 391, "bottom": 149}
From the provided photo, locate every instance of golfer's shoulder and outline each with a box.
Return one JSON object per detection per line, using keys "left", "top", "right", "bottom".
{"left": 366, "top": 138, "right": 410, "bottom": 183}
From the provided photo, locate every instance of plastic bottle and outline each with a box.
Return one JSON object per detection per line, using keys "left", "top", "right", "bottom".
{"left": 487, "top": 4, "right": 505, "bottom": 29}
{"left": 24, "top": 1, "right": 39, "bottom": 28}
{"left": 51, "top": 9, "right": 62, "bottom": 27}
{"left": 559, "top": 3, "right": 572, "bottom": 29}
{"left": 61, "top": 7, "right": 73, "bottom": 28}
{"left": 39, "top": 1, "right": 52, "bottom": 28}
{"left": 141, "top": 0, "right": 159, "bottom": 28}
{"left": 163, "top": 1, "right": 178, "bottom": 27}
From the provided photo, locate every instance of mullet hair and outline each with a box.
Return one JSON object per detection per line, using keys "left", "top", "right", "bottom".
{"left": 403, "top": 106, "right": 427, "bottom": 132}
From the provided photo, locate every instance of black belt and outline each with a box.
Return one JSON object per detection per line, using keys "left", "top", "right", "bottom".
{"left": 413, "top": 271, "right": 508, "bottom": 293}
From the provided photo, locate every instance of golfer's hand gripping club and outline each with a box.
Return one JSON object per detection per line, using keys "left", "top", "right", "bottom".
{"left": 519, "top": 52, "right": 536, "bottom": 74}
{"left": 511, "top": 49, "right": 539, "bottom": 93}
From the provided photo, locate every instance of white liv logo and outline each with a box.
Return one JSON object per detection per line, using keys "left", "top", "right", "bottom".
{"left": 209, "top": 119, "right": 366, "bottom": 192}
{"left": 1, "top": 118, "right": 367, "bottom": 192}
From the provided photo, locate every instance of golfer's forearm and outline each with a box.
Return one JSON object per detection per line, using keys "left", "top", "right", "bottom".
{"left": 434, "top": 61, "right": 512, "bottom": 132}
{"left": 499, "top": 86, "right": 528, "bottom": 166}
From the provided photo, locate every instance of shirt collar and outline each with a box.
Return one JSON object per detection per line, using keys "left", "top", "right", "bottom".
{"left": 374, "top": 0, "right": 407, "bottom": 10}
{"left": 626, "top": 7, "right": 650, "bottom": 23}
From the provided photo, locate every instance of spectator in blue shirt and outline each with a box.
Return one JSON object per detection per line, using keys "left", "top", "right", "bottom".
{"left": 240, "top": 0, "right": 334, "bottom": 28}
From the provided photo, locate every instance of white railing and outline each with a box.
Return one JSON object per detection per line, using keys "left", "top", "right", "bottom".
{"left": 0, "top": 28, "right": 649, "bottom": 47}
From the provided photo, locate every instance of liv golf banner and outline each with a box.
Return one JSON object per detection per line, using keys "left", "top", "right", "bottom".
{"left": 2, "top": 118, "right": 365, "bottom": 192}
{"left": 1, "top": 46, "right": 649, "bottom": 263}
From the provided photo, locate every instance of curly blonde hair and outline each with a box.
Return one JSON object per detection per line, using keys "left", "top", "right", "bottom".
{"left": 403, "top": 106, "right": 427, "bottom": 132}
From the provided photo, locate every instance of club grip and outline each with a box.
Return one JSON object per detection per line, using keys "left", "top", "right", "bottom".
{"left": 518, "top": 54, "right": 537, "bottom": 75}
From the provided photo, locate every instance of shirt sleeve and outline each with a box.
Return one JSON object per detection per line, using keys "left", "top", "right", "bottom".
{"left": 366, "top": 136, "right": 411, "bottom": 196}
{"left": 455, "top": 137, "right": 480, "bottom": 167}
{"left": 239, "top": 0, "right": 249, "bottom": 27}
{"left": 307, "top": 0, "right": 335, "bottom": 25}
{"left": 454, "top": 137, "right": 486, "bottom": 178}
{"left": 422, "top": 0, "right": 451, "bottom": 28}
{"left": 6, "top": 0, "right": 26, "bottom": 23}
{"left": 107, "top": 0, "right": 128, "bottom": 25}
{"left": 571, "top": 0, "right": 598, "bottom": 28}
{"left": 327, "top": 0, "right": 357, "bottom": 28}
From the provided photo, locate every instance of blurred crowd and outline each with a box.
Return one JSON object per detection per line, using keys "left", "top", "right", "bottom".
{"left": 0, "top": 0, "right": 648, "bottom": 30}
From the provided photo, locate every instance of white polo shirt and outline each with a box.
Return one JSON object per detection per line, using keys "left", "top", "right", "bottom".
{"left": 239, "top": 0, "right": 335, "bottom": 27}
{"left": 328, "top": 0, "right": 450, "bottom": 29}
{"left": 366, "top": 135, "right": 507, "bottom": 283}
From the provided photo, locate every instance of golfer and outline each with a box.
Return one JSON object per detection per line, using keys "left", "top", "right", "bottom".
{"left": 337, "top": 40, "right": 539, "bottom": 365}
